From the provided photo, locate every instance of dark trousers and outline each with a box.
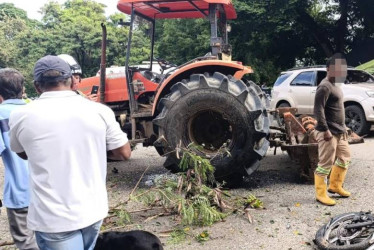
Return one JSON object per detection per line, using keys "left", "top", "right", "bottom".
{"left": 7, "top": 207, "right": 39, "bottom": 250}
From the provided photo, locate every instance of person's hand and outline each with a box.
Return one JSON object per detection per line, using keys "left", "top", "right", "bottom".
{"left": 86, "top": 94, "right": 98, "bottom": 102}
{"left": 324, "top": 130, "right": 333, "bottom": 141}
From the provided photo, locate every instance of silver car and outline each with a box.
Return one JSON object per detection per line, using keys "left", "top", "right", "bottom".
{"left": 270, "top": 66, "right": 374, "bottom": 135}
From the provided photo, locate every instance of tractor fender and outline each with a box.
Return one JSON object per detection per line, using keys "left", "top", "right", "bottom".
{"left": 152, "top": 60, "right": 253, "bottom": 116}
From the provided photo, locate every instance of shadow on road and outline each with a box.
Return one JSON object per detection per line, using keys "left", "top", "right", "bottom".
{"left": 241, "top": 150, "right": 311, "bottom": 189}
{"left": 365, "top": 130, "right": 374, "bottom": 138}
{"left": 107, "top": 148, "right": 315, "bottom": 191}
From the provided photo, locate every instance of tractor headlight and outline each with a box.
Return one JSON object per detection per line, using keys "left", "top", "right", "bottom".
{"left": 366, "top": 91, "right": 374, "bottom": 98}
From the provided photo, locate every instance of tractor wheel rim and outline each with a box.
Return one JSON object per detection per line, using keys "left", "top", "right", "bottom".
{"left": 188, "top": 110, "right": 233, "bottom": 153}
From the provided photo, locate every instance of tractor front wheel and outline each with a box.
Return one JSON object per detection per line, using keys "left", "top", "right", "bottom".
{"left": 153, "top": 72, "right": 269, "bottom": 186}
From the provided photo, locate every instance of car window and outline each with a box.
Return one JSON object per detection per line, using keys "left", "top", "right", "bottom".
{"left": 274, "top": 73, "right": 292, "bottom": 86}
{"left": 316, "top": 71, "right": 327, "bottom": 85}
{"left": 346, "top": 70, "right": 374, "bottom": 83}
{"left": 290, "top": 71, "right": 315, "bottom": 86}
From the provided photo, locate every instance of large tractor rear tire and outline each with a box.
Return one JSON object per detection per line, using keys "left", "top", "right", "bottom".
{"left": 153, "top": 72, "right": 269, "bottom": 186}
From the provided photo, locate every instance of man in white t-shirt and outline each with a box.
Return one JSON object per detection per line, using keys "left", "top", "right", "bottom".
{"left": 9, "top": 55, "right": 131, "bottom": 250}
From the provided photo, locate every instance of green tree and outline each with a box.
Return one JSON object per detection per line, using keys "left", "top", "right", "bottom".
{"left": 41, "top": 0, "right": 106, "bottom": 76}
{"left": 0, "top": 4, "right": 40, "bottom": 96}
{"left": 230, "top": 0, "right": 316, "bottom": 83}
{"left": 0, "top": 3, "right": 28, "bottom": 21}
{"left": 229, "top": 0, "right": 374, "bottom": 83}
{"left": 155, "top": 19, "right": 210, "bottom": 65}
{"left": 0, "top": 16, "right": 26, "bottom": 68}
{"left": 0, "top": 3, "right": 34, "bottom": 69}
{"left": 37, "top": 0, "right": 149, "bottom": 76}
{"left": 40, "top": 1, "right": 63, "bottom": 28}
{"left": 295, "top": 0, "right": 374, "bottom": 64}
{"left": 106, "top": 13, "right": 129, "bottom": 66}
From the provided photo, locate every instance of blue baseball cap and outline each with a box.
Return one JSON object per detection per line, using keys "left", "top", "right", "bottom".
{"left": 34, "top": 55, "right": 72, "bottom": 82}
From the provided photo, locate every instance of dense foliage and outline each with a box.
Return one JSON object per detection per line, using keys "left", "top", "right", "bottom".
{"left": 0, "top": 0, "right": 373, "bottom": 95}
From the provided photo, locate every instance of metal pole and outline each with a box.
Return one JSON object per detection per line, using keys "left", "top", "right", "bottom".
{"left": 100, "top": 23, "right": 107, "bottom": 104}
{"left": 150, "top": 19, "right": 155, "bottom": 71}
{"left": 209, "top": 4, "right": 219, "bottom": 56}
{"left": 125, "top": 4, "right": 137, "bottom": 113}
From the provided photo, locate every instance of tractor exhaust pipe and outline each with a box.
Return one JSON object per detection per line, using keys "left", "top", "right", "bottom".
{"left": 100, "top": 23, "right": 107, "bottom": 104}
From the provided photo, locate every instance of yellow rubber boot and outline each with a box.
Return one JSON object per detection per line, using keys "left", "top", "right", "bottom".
{"left": 328, "top": 165, "right": 351, "bottom": 197}
{"left": 315, "top": 174, "right": 336, "bottom": 206}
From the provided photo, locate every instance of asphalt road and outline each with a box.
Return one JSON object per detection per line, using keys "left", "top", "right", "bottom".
{"left": 1, "top": 132, "right": 373, "bottom": 250}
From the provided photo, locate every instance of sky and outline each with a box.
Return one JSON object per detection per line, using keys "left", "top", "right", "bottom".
{"left": 0, "top": 0, "right": 121, "bottom": 20}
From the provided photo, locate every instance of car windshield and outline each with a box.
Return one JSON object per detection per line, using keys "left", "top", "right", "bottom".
{"left": 274, "top": 73, "right": 292, "bottom": 86}
{"left": 346, "top": 70, "right": 374, "bottom": 84}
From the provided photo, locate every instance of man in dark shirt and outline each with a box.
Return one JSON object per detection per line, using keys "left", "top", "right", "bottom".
{"left": 313, "top": 53, "right": 351, "bottom": 206}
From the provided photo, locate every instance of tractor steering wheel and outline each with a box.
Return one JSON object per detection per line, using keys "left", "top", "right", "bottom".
{"left": 155, "top": 58, "right": 177, "bottom": 73}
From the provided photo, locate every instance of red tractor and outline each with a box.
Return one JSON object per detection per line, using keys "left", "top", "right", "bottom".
{"left": 79, "top": 0, "right": 269, "bottom": 185}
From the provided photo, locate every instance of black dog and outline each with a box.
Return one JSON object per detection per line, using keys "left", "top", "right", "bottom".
{"left": 94, "top": 230, "right": 164, "bottom": 250}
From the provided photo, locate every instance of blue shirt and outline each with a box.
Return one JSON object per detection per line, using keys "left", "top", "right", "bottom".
{"left": 0, "top": 99, "right": 30, "bottom": 208}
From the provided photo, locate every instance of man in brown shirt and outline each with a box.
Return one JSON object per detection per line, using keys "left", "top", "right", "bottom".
{"left": 313, "top": 53, "right": 351, "bottom": 206}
